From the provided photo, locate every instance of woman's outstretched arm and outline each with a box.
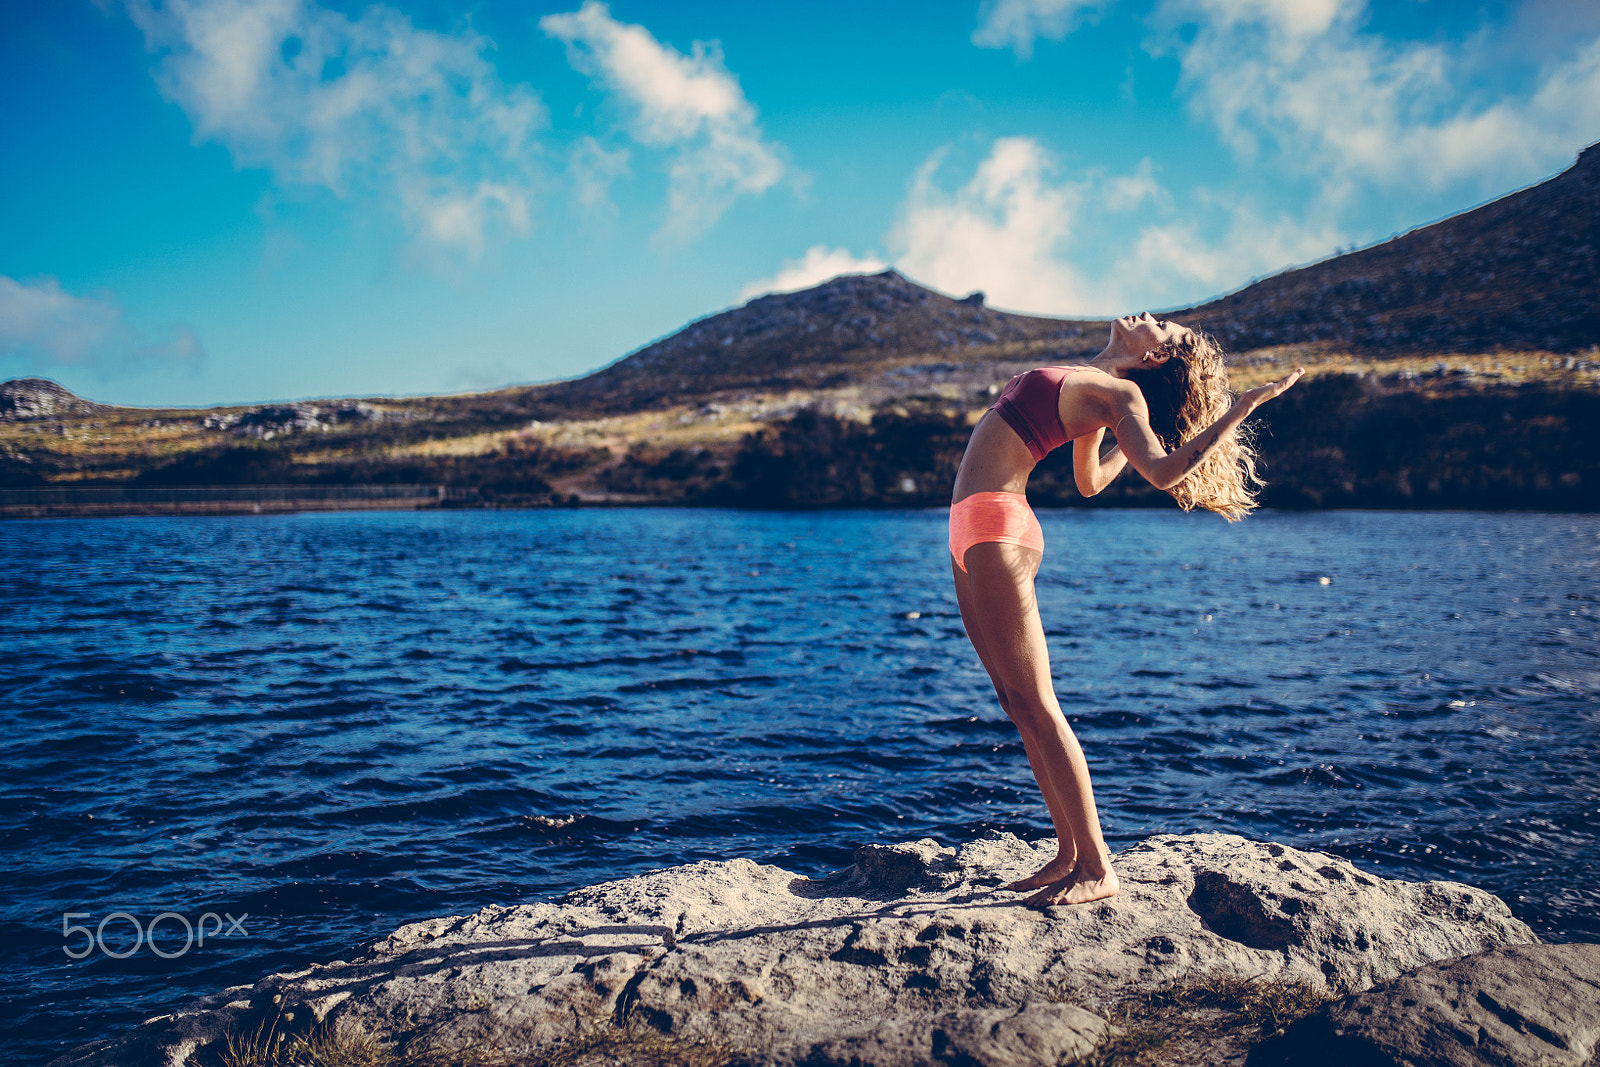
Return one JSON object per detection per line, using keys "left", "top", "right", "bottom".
{"left": 1111, "top": 367, "right": 1303, "bottom": 490}
{"left": 1072, "top": 428, "right": 1127, "bottom": 497}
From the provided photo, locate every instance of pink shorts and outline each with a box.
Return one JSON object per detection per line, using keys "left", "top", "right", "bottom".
{"left": 949, "top": 492, "right": 1044, "bottom": 572}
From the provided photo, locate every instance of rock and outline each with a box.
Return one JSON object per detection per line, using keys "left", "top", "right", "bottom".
{"left": 1258, "top": 943, "right": 1600, "bottom": 1067}
{"left": 200, "top": 401, "right": 406, "bottom": 439}
{"left": 807, "top": 1002, "right": 1110, "bottom": 1067}
{"left": 0, "top": 378, "right": 101, "bottom": 420}
{"left": 51, "top": 833, "right": 1537, "bottom": 1067}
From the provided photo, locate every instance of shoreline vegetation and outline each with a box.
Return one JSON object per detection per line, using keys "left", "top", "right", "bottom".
{"left": 5, "top": 143, "right": 1597, "bottom": 518}
{"left": 5, "top": 353, "right": 1598, "bottom": 519}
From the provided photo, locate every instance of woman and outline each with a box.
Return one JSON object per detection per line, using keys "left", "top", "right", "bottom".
{"left": 949, "top": 312, "right": 1302, "bottom": 907}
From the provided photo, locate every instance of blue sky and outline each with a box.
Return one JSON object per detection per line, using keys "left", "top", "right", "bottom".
{"left": 3, "top": 0, "right": 1598, "bottom": 407}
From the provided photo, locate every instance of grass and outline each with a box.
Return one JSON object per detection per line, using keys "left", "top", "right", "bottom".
{"left": 9, "top": 345, "right": 1598, "bottom": 507}
{"left": 1144, "top": 971, "right": 1329, "bottom": 1033}
{"left": 531, "top": 1016, "right": 736, "bottom": 1067}
{"left": 1065, "top": 972, "right": 1331, "bottom": 1067}
{"left": 214, "top": 1017, "right": 492, "bottom": 1067}
{"left": 1232, "top": 345, "right": 1600, "bottom": 390}
{"left": 210, "top": 1010, "right": 737, "bottom": 1067}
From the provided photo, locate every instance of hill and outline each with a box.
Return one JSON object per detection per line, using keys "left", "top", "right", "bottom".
{"left": 1179, "top": 143, "right": 1600, "bottom": 354}
{"left": 526, "top": 140, "right": 1598, "bottom": 412}
{"left": 0, "top": 378, "right": 104, "bottom": 420}
{"left": 3, "top": 143, "right": 1599, "bottom": 513}
{"left": 528, "top": 271, "right": 1099, "bottom": 415}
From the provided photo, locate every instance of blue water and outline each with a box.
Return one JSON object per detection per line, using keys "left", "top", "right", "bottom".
{"left": 2, "top": 508, "right": 1597, "bottom": 1064}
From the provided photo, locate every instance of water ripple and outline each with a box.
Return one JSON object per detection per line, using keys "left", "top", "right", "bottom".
{"left": 1, "top": 508, "right": 1597, "bottom": 1064}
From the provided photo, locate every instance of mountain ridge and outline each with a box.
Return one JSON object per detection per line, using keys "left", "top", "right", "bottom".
{"left": 524, "top": 269, "right": 1098, "bottom": 415}
{"left": 4, "top": 144, "right": 1598, "bottom": 512}
{"left": 1176, "top": 142, "right": 1600, "bottom": 354}
{"left": 523, "top": 139, "right": 1597, "bottom": 413}
{"left": 5, "top": 141, "right": 1596, "bottom": 420}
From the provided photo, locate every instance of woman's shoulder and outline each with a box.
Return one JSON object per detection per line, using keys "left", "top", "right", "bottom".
{"left": 1056, "top": 365, "right": 1137, "bottom": 395}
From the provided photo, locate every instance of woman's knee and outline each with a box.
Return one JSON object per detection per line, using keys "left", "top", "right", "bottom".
{"left": 1001, "top": 691, "right": 1061, "bottom": 736}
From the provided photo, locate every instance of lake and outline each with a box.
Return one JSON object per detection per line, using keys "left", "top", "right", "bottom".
{"left": 2, "top": 507, "right": 1597, "bottom": 1063}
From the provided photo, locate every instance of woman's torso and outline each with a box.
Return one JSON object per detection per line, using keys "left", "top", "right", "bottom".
{"left": 951, "top": 365, "right": 1111, "bottom": 503}
{"left": 991, "top": 367, "right": 1083, "bottom": 460}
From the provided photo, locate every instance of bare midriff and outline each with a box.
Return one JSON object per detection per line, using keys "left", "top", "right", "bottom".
{"left": 951, "top": 410, "right": 1037, "bottom": 504}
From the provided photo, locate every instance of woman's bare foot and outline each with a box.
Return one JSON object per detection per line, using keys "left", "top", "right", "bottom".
{"left": 1003, "top": 853, "right": 1077, "bottom": 892}
{"left": 1024, "top": 865, "right": 1119, "bottom": 908}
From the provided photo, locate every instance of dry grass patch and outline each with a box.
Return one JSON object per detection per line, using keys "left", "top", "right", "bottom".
{"left": 214, "top": 1017, "right": 500, "bottom": 1067}
{"left": 385, "top": 431, "right": 519, "bottom": 459}
{"left": 532, "top": 1017, "right": 737, "bottom": 1067}
{"left": 1227, "top": 345, "right": 1600, "bottom": 390}
{"left": 212, "top": 1013, "right": 736, "bottom": 1067}
{"left": 1068, "top": 972, "right": 1330, "bottom": 1067}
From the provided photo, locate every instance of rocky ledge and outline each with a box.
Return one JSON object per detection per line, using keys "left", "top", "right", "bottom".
{"left": 1261, "top": 942, "right": 1600, "bottom": 1067}
{"left": 53, "top": 833, "right": 1571, "bottom": 1067}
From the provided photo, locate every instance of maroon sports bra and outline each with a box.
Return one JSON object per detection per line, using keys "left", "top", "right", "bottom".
{"left": 989, "top": 366, "right": 1089, "bottom": 462}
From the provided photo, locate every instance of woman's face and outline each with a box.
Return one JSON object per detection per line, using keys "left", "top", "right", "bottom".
{"left": 1113, "top": 311, "right": 1192, "bottom": 356}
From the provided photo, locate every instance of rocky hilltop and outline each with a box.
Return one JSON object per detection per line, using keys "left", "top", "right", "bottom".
{"left": 0, "top": 378, "right": 103, "bottom": 420}
{"left": 537, "top": 140, "right": 1599, "bottom": 411}
{"left": 51, "top": 832, "right": 1590, "bottom": 1067}
{"left": 1179, "top": 143, "right": 1600, "bottom": 354}
{"left": 536, "top": 271, "right": 1098, "bottom": 415}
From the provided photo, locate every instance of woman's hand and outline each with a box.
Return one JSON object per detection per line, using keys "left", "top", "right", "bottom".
{"left": 1101, "top": 365, "right": 1304, "bottom": 493}
{"left": 1239, "top": 366, "right": 1305, "bottom": 412}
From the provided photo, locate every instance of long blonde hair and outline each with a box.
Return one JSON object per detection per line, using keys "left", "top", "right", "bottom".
{"left": 1125, "top": 330, "right": 1263, "bottom": 520}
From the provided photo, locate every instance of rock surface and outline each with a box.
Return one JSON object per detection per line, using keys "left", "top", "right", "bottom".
{"left": 0, "top": 378, "right": 102, "bottom": 420}
{"left": 50, "top": 833, "right": 1538, "bottom": 1067}
{"left": 1258, "top": 943, "right": 1600, "bottom": 1067}
{"left": 200, "top": 400, "right": 405, "bottom": 439}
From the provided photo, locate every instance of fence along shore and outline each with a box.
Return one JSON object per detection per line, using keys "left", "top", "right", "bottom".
{"left": 0, "top": 484, "right": 471, "bottom": 519}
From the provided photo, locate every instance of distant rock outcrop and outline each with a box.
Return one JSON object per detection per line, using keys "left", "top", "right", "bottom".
{"left": 51, "top": 833, "right": 1537, "bottom": 1067}
{"left": 0, "top": 378, "right": 102, "bottom": 420}
{"left": 202, "top": 401, "right": 406, "bottom": 440}
{"left": 1181, "top": 142, "right": 1600, "bottom": 354}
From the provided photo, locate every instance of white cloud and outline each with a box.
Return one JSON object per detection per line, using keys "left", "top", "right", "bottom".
{"left": 972, "top": 0, "right": 1110, "bottom": 59}
{"left": 570, "top": 136, "right": 631, "bottom": 215}
{"left": 0, "top": 277, "right": 203, "bottom": 372}
{"left": 1100, "top": 156, "right": 1166, "bottom": 212}
{"left": 1106, "top": 207, "right": 1345, "bottom": 307}
{"left": 120, "top": 0, "right": 545, "bottom": 255}
{"left": 1151, "top": 0, "right": 1600, "bottom": 191}
{"left": 891, "top": 138, "right": 1091, "bottom": 313}
{"left": 541, "top": 1, "right": 785, "bottom": 240}
{"left": 889, "top": 138, "right": 1344, "bottom": 315}
{"left": 737, "top": 246, "right": 888, "bottom": 302}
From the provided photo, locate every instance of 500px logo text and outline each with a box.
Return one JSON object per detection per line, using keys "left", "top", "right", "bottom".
{"left": 62, "top": 911, "right": 249, "bottom": 959}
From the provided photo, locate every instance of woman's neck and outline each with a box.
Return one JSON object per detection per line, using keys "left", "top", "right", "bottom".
{"left": 1089, "top": 342, "right": 1140, "bottom": 378}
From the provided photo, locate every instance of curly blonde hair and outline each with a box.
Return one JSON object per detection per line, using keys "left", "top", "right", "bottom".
{"left": 1125, "top": 330, "right": 1263, "bottom": 521}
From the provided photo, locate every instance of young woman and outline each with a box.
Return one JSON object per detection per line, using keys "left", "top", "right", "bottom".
{"left": 949, "top": 312, "right": 1303, "bottom": 907}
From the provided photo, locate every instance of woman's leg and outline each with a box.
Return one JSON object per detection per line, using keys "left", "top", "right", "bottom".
{"left": 952, "top": 542, "right": 1118, "bottom": 906}
{"left": 952, "top": 552, "right": 1079, "bottom": 890}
